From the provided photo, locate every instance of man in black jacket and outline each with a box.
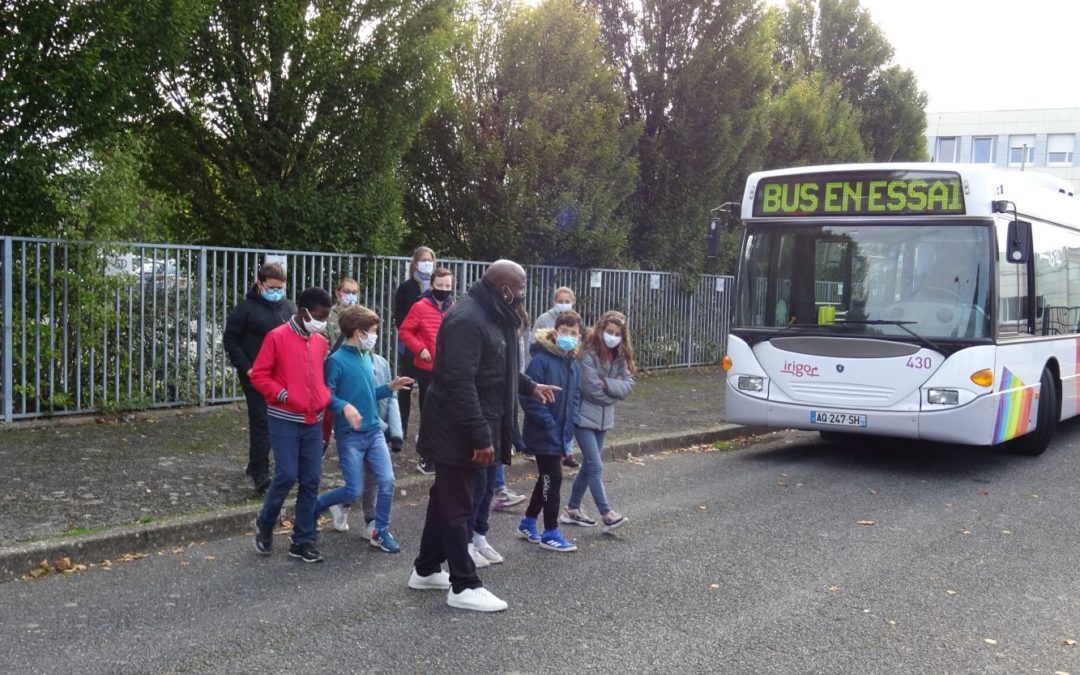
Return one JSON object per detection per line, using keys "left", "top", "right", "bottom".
{"left": 223, "top": 263, "right": 295, "bottom": 492}
{"left": 407, "top": 260, "right": 558, "bottom": 612}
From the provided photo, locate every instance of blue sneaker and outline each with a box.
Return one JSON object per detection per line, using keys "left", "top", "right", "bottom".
{"left": 517, "top": 517, "right": 540, "bottom": 543}
{"left": 539, "top": 529, "right": 577, "bottom": 552}
{"left": 370, "top": 527, "right": 401, "bottom": 554}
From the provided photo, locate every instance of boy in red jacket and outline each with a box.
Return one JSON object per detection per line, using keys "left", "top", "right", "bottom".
{"left": 250, "top": 287, "right": 334, "bottom": 563}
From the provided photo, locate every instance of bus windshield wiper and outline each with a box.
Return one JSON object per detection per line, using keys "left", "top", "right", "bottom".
{"left": 835, "top": 319, "right": 944, "bottom": 353}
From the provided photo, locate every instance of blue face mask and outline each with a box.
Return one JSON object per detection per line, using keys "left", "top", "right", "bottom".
{"left": 341, "top": 292, "right": 358, "bottom": 306}
{"left": 555, "top": 335, "right": 579, "bottom": 352}
{"left": 262, "top": 287, "right": 286, "bottom": 303}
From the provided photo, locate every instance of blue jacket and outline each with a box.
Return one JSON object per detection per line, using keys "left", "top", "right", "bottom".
{"left": 325, "top": 345, "right": 393, "bottom": 437}
{"left": 520, "top": 329, "right": 581, "bottom": 456}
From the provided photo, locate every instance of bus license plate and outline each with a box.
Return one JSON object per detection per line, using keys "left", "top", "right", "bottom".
{"left": 810, "top": 411, "right": 867, "bottom": 427}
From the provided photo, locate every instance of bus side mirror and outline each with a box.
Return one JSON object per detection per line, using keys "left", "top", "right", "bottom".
{"left": 1006, "top": 219, "right": 1031, "bottom": 264}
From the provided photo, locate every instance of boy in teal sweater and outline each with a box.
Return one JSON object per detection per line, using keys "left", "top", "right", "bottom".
{"left": 314, "top": 305, "right": 413, "bottom": 552}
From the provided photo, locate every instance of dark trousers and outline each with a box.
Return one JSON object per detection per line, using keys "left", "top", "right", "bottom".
{"left": 415, "top": 369, "right": 433, "bottom": 415}
{"left": 526, "top": 454, "right": 563, "bottom": 531}
{"left": 397, "top": 358, "right": 417, "bottom": 441}
{"left": 241, "top": 378, "right": 271, "bottom": 477}
{"left": 414, "top": 462, "right": 482, "bottom": 593}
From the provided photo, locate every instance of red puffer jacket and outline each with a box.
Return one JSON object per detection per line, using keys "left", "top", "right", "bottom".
{"left": 399, "top": 294, "right": 451, "bottom": 372}
{"left": 249, "top": 318, "right": 331, "bottom": 424}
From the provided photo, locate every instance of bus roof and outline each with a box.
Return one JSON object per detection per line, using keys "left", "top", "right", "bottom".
{"left": 740, "top": 162, "right": 1080, "bottom": 226}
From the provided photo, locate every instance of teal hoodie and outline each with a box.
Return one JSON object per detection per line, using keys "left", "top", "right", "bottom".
{"left": 325, "top": 344, "right": 393, "bottom": 437}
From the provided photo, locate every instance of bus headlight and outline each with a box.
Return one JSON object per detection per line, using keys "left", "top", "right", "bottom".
{"left": 927, "top": 388, "right": 959, "bottom": 405}
{"left": 738, "top": 376, "right": 764, "bottom": 392}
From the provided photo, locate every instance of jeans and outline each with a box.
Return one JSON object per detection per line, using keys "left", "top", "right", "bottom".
{"left": 469, "top": 465, "right": 498, "bottom": 536}
{"left": 315, "top": 428, "right": 395, "bottom": 532}
{"left": 241, "top": 378, "right": 271, "bottom": 477}
{"left": 414, "top": 462, "right": 482, "bottom": 593}
{"left": 494, "top": 463, "right": 507, "bottom": 491}
{"left": 258, "top": 417, "right": 323, "bottom": 545}
{"left": 568, "top": 427, "right": 611, "bottom": 516}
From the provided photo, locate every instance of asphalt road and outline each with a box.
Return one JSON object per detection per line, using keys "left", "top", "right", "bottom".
{"left": 4, "top": 425, "right": 1080, "bottom": 674}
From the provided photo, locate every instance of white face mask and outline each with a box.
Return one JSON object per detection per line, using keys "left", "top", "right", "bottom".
{"left": 554, "top": 302, "right": 573, "bottom": 314}
{"left": 417, "top": 261, "right": 435, "bottom": 276}
{"left": 302, "top": 308, "right": 327, "bottom": 334}
{"left": 361, "top": 332, "right": 378, "bottom": 351}
{"left": 603, "top": 332, "right": 622, "bottom": 349}
{"left": 341, "top": 292, "right": 358, "bottom": 306}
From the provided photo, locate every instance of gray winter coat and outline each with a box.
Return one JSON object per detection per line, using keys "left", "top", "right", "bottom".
{"left": 575, "top": 348, "right": 634, "bottom": 431}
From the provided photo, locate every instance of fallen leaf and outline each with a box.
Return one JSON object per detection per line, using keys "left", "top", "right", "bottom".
{"left": 1055, "top": 672, "right": 1069, "bottom": 675}
{"left": 979, "top": 489, "right": 989, "bottom": 496}
{"left": 100, "top": 560, "right": 113, "bottom": 569}
{"left": 709, "top": 583, "right": 720, "bottom": 589}
{"left": 961, "top": 529, "right": 972, "bottom": 535}
{"left": 54, "top": 557, "right": 73, "bottom": 572}
{"left": 179, "top": 561, "right": 190, "bottom": 566}
{"left": 946, "top": 590, "right": 957, "bottom": 596}
{"left": 1064, "top": 639, "right": 1077, "bottom": 646}
{"left": 888, "top": 620, "right": 897, "bottom": 626}
{"left": 171, "top": 547, "right": 184, "bottom": 555}
{"left": 869, "top": 489, "right": 878, "bottom": 495}
{"left": 856, "top": 520, "right": 876, "bottom": 526}
{"left": 827, "top": 585, "right": 841, "bottom": 592}
{"left": 697, "top": 505, "right": 707, "bottom": 511}
{"left": 944, "top": 502, "right": 952, "bottom": 508}
{"left": 203, "top": 556, "right": 215, "bottom": 561}
{"left": 984, "top": 638, "right": 997, "bottom": 645}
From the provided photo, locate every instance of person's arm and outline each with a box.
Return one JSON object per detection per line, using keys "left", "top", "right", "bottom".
{"left": 398, "top": 305, "right": 427, "bottom": 357}
{"left": 520, "top": 357, "right": 558, "bottom": 428}
{"left": 223, "top": 303, "right": 253, "bottom": 374}
{"left": 440, "top": 318, "right": 492, "bottom": 450}
{"left": 324, "top": 357, "right": 349, "bottom": 414}
{"left": 578, "top": 351, "right": 618, "bottom": 405}
{"left": 393, "top": 281, "right": 411, "bottom": 329}
{"left": 602, "top": 358, "right": 635, "bottom": 400}
{"left": 249, "top": 332, "right": 285, "bottom": 401}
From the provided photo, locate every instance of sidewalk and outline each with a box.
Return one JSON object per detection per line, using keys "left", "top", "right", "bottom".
{"left": 1, "top": 366, "right": 745, "bottom": 580}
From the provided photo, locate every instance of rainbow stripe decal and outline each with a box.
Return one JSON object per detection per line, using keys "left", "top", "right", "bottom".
{"left": 993, "top": 367, "right": 1036, "bottom": 444}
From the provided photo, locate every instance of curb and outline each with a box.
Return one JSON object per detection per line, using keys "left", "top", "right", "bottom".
{"left": 0, "top": 423, "right": 758, "bottom": 583}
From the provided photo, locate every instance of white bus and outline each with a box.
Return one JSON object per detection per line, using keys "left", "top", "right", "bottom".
{"left": 723, "top": 163, "right": 1080, "bottom": 454}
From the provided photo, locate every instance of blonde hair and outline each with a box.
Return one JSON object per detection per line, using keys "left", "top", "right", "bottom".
{"left": 553, "top": 286, "right": 576, "bottom": 302}
{"left": 409, "top": 246, "right": 436, "bottom": 278}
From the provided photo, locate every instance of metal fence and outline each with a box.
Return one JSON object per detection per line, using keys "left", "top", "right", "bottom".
{"left": 0, "top": 236, "right": 731, "bottom": 422}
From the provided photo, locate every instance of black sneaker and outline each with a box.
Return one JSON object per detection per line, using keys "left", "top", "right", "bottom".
{"left": 253, "top": 518, "right": 272, "bottom": 555}
{"left": 417, "top": 459, "right": 436, "bottom": 476}
{"left": 288, "top": 542, "right": 325, "bottom": 563}
{"left": 562, "top": 456, "right": 580, "bottom": 469}
{"left": 248, "top": 470, "right": 271, "bottom": 493}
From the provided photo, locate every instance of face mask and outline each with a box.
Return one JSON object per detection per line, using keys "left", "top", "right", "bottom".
{"left": 553, "top": 302, "right": 573, "bottom": 314}
{"left": 341, "top": 292, "right": 358, "bottom": 306}
{"left": 417, "top": 261, "right": 434, "bottom": 279}
{"left": 503, "top": 287, "right": 525, "bottom": 308}
{"left": 302, "top": 308, "right": 327, "bottom": 334}
{"left": 555, "top": 335, "right": 579, "bottom": 352}
{"left": 262, "top": 287, "right": 285, "bottom": 303}
{"left": 603, "top": 333, "right": 623, "bottom": 349}
{"left": 432, "top": 289, "right": 452, "bottom": 302}
{"left": 361, "top": 332, "right": 378, "bottom": 351}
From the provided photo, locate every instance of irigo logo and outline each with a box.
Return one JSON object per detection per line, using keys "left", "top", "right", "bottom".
{"left": 781, "top": 361, "right": 819, "bottom": 378}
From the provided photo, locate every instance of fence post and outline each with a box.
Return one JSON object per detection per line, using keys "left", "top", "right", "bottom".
{"left": 686, "top": 290, "right": 695, "bottom": 368}
{"left": 197, "top": 247, "right": 207, "bottom": 407}
{"left": 2, "top": 237, "right": 12, "bottom": 423}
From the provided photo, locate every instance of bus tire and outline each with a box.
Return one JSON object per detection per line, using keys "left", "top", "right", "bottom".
{"left": 1010, "top": 368, "right": 1057, "bottom": 457}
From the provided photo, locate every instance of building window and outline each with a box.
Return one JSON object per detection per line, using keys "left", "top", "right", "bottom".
{"left": 936, "top": 137, "right": 958, "bottom": 163}
{"left": 1047, "top": 134, "right": 1074, "bottom": 165}
{"left": 1009, "top": 135, "right": 1035, "bottom": 166}
{"left": 972, "top": 137, "right": 995, "bottom": 163}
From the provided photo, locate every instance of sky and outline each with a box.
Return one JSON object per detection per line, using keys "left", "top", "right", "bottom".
{"left": 830, "top": 0, "right": 1080, "bottom": 112}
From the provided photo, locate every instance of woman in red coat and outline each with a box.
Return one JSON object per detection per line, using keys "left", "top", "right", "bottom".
{"left": 398, "top": 267, "right": 454, "bottom": 473}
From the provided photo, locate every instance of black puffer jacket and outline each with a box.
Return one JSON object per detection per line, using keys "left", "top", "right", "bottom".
{"left": 417, "top": 280, "right": 536, "bottom": 469}
{"left": 223, "top": 286, "right": 296, "bottom": 378}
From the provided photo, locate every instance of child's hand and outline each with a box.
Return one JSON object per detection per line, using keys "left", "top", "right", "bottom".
{"left": 390, "top": 376, "right": 414, "bottom": 391}
{"left": 343, "top": 404, "right": 362, "bottom": 430}
{"left": 419, "top": 348, "right": 432, "bottom": 362}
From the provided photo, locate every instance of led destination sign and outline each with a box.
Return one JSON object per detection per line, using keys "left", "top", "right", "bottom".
{"left": 752, "top": 170, "right": 965, "bottom": 217}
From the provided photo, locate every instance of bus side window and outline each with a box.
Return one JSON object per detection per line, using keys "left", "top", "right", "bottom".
{"left": 997, "top": 219, "right": 1031, "bottom": 335}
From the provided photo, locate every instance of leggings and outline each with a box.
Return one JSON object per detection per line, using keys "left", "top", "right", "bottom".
{"left": 525, "top": 454, "right": 563, "bottom": 531}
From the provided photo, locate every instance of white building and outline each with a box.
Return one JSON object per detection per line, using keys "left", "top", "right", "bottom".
{"left": 925, "top": 108, "right": 1080, "bottom": 193}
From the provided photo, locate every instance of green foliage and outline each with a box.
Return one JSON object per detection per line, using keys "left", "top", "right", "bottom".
{"left": 763, "top": 72, "right": 868, "bottom": 169}
{"left": 581, "top": 0, "right": 775, "bottom": 274}
{"left": 146, "top": 0, "right": 454, "bottom": 252}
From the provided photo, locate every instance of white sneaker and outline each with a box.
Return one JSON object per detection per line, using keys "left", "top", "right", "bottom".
{"left": 446, "top": 586, "right": 508, "bottom": 612}
{"left": 328, "top": 504, "right": 349, "bottom": 532}
{"left": 468, "top": 542, "right": 491, "bottom": 568}
{"left": 472, "top": 534, "right": 504, "bottom": 564}
{"left": 408, "top": 567, "right": 451, "bottom": 590}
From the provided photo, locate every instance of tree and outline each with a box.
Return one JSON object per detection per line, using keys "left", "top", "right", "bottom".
{"left": 579, "top": 0, "right": 775, "bottom": 274}
{"left": 145, "top": 0, "right": 454, "bottom": 252}
{"left": 774, "top": 0, "right": 927, "bottom": 161}
{"left": 763, "top": 71, "right": 868, "bottom": 169}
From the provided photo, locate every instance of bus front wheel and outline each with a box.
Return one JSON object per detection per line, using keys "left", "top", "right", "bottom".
{"left": 1010, "top": 368, "right": 1057, "bottom": 456}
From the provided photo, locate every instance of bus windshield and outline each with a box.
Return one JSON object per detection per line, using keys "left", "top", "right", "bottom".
{"left": 735, "top": 222, "right": 993, "bottom": 341}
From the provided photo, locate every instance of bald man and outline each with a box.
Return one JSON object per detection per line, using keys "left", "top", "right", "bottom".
{"left": 408, "top": 259, "right": 558, "bottom": 612}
